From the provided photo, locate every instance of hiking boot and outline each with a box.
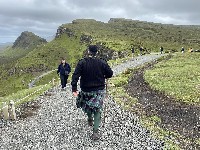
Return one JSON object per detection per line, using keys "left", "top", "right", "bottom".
{"left": 91, "top": 130, "right": 100, "bottom": 141}
{"left": 88, "top": 118, "right": 93, "bottom": 126}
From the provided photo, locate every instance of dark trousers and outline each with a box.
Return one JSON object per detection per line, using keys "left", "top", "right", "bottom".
{"left": 60, "top": 74, "right": 68, "bottom": 88}
{"left": 87, "top": 110, "right": 101, "bottom": 131}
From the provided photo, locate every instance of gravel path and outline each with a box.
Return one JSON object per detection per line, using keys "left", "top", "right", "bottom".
{"left": 0, "top": 54, "right": 165, "bottom": 150}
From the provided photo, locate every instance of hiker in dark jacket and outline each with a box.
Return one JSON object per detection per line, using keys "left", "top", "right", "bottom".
{"left": 139, "top": 46, "right": 143, "bottom": 56}
{"left": 160, "top": 46, "right": 164, "bottom": 54}
{"left": 71, "top": 45, "right": 113, "bottom": 140}
{"left": 131, "top": 47, "right": 135, "bottom": 58}
{"left": 57, "top": 58, "right": 71, "bottom": 90}
{"left": 181, "top": 47, "right": 185, "bottom": 53}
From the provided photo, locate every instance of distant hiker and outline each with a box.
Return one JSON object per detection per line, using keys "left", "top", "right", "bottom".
{"left": 189, "top": 47, "right": 193, "bottom": 52}
{"left": 181, "top": 47, "right": 185, "bottom": 53}
{"left": 71, "top": 45, "right": 113, "bottom": 140}
{"left": 139, "top": 47, "right": 143, "bottom": 56}
{"left": 160, "top": 46, "right": 164, "bottom": 54}
{"left": 131, "top": 47, "right": 135, "bottom": 58}
{"left": 57, "top": 58, "right": 71, "bottom": 90}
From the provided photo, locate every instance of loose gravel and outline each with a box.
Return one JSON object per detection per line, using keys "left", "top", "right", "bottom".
{"left": 0, "top": 54, "right": 165, "bottom": 150}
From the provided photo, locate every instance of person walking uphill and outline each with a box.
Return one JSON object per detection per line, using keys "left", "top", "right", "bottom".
{"left": 131, "top": 47, "right": 135, "bottom": 58}
{"left": 181, "top": 47, "right": 185, "bottom": 53}
{"left": 71, "top": 45, "right": 113, "bottom": 140}
{"left": 57, "top": 58, "right": 71, "bottom": 90}
{"left": 160, "top": 46, "right": 164, "bottom": 54}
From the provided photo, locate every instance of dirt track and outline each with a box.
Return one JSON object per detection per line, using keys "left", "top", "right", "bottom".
{"left": 126, "top": 60, "right": 200, "bottom": 149}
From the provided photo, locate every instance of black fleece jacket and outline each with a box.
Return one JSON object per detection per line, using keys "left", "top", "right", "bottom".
{"left": 57, "top": 63, "right": 71, "bottom": 76}
{"left": 71, "top": 57, "right": 113, "bottom": 92}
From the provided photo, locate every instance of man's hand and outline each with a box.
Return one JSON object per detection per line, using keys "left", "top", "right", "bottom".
{"left": 73, "top": 91, "right": 79, "bottom": 97}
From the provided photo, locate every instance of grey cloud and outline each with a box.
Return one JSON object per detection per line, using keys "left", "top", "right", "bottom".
{"left": 0, "top": 0, "right": 200, "bottom": 43}
{"left": 136, "top": 0, "right": 200, "bottom": 24}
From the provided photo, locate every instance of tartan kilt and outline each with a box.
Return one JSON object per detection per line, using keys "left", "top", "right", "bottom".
{"left": 76, "top": 90, "right": 106, "bottom": 114}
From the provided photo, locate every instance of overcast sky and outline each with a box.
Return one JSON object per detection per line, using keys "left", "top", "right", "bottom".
{"left": 0, "top": 0, "right": 200, "bottom": 43}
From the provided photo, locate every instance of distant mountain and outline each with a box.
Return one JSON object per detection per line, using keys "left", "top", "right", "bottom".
{"left": 0, "top": 42, "right": 12, "bottom": 51}
{"left": 12, "top": 31, "right": 47, "bottom": 49}
{"left": 0, "top": 32, "right": 48, "bottom": 66}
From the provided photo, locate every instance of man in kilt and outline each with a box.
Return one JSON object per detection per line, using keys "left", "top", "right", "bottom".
{"left": 71, "top": 45, "right": 113, "bottom": 140}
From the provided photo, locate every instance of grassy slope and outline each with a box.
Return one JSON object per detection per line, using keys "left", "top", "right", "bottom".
{"left": 0, "top": 84, "right": 52, "bottom": 109}
{"left": 0, "top": 46, "right": 33, "bottom": 65}
{"left": 0, "top": 47, "right": 32, "bottom": 57}
{"left": 0, "top": 34, "right": 86, "bottom": 97}
{"left": 144, "top": 53, "right": 200, "bottom": 104}
{"left": 67, "top": 19, "right": 200, "bottom": 52}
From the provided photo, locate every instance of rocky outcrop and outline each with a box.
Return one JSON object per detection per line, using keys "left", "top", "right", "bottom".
{"left": 12, "top": 31, "right": 47, "bottom": 49}
{"left": 80, "top": 34, "right": 93, "bottom": 43}
{"left": 55, "top": 27, "right": 75, "bottom": 38}
{"left": 83, "top": 43, "right": 115, "bottom": 61}
{"left": 83, "top": 43, "right": 132, "bottom": 61}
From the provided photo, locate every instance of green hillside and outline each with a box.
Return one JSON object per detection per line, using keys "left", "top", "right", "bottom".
{"left": 64, "top": 18, "right": 200, "bottom": 52}
{"left": 0, "top": 18, "right": 200, "bottom": 97}
{"left": 0, "top": 34, "right": 86, "bottom": 96}
{"left": 0, "top": 47, "right": 33, "bottom": 64}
